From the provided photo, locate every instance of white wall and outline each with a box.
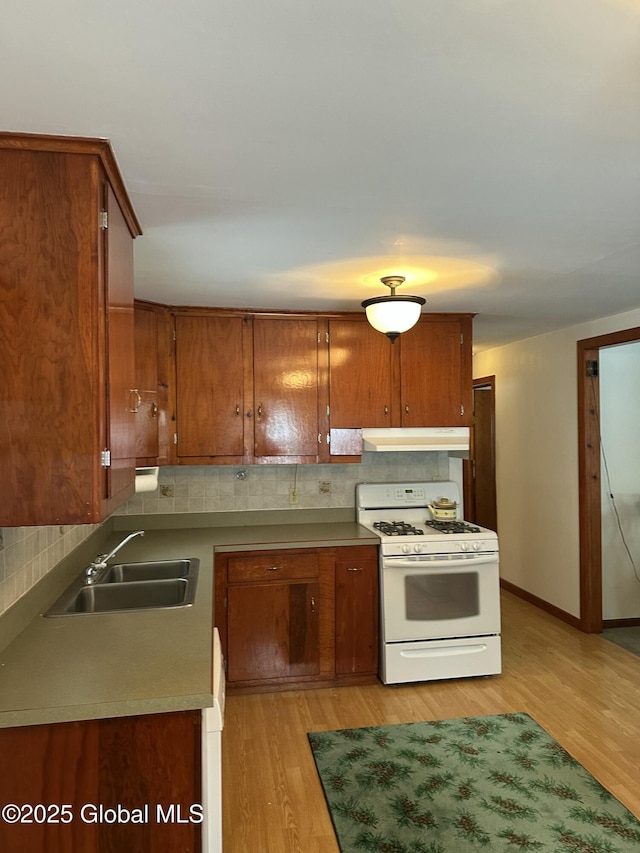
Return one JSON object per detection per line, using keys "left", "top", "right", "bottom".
{"left": 600, "top": 342, "right": 640, "bottom": 620}
{"left": 474, "top": 305, "right": 640, "bottom": 619}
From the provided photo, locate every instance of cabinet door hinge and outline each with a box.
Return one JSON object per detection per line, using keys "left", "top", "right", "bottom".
{"left": 224, "top": 596, "right": 228, "bottom": 610}
{"left": 101, "top": 449, "right": 111, "bottom": 467}
{"left": 460, "top": 404, "right": 465, "bottom": 417}
{"left": 326, "top": 405, "right": 330, "bottom": 416}
{"left": 173, "top": 433, "right": 178, "bottom": 445}
{"left": 586, "top": 360, "right": 599, "bottom": 377}
{"left": 326, "top": 331, "right": 330, "bottom": 343}
{"left": 172, "top": 327, "right": 177, "bottom": 342}
{"left": 460, "top": 333, "right": 464, "bottom": 345}
{"left": 317, "top": 433, "right": 322, "bottom": 444}
{"left": 100, "top": 210, "right": 108, "bottom": 230}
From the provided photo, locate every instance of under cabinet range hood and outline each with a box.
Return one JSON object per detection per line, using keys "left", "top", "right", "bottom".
{"left": 361, "top": 427, "right": 470, "bottom": 455}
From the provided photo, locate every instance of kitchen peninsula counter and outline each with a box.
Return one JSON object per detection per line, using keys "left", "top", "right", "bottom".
{"left": 0, "top": 512, "right": 378, "bottom": 728}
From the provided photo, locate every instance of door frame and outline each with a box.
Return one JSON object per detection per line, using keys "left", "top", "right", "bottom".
{"left": 577, "top": 326, "right": 640, "bottom": 632}
{"left": 463, "top": 375, "right": 496, "bottom": 527}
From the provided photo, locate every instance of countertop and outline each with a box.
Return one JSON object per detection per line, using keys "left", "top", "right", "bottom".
{"left": 0, "top": 517, "right": 378, "bottom": 729}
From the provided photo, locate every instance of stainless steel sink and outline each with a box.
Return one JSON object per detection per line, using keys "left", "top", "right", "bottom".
{"left": 101, "top": 559, "right": 192, "bottom": 583}
{"left": 45, "top": 558, "right": 199, "bottom": 616}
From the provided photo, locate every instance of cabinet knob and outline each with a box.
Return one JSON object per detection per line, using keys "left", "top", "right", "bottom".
{"left": 151, "top": 402, "right": 158, "bottom": 418}
{"left": 347, "top": 566, "right": 364, "bottom": 572}
{"left": 257, "top": 404, "right": 263, "bottom": 418}
{"left": 404, "top": 403, "right": 410, "bottom": 414}
{"left": 235, "top": 405, "right": 241, "bottom": 416}
{"left": 384, "top": 405, "right": 389, "bottom": 415}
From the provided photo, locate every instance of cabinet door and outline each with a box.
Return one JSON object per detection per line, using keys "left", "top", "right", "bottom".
{"left": 0, "top": 711, "right": 200, "bottom": 853}
{"left": 227, "top": 581, "right": 320, "bottom": 682}
{"left": 0, "top": 137, "right": 139, "bottom": 526}
{"left": 175, "top": 315, "right": 246, "bottom": 459}
{"left": 335, "top": 549, "right": 379, "bottom": 676}
{"left": 328, "top": 319, "right": 393, "bottom": 427}
{"left": 134, "top": 305, "right": 160, "bottom": 463}
{"left": 104, "top": 184, "right": 136, "bottom": 507}
{"left": 253, "top": 317, "right": 319, "bottom": 458}
{"left": 400, "top": 318, "right": 471, "bottom": 426}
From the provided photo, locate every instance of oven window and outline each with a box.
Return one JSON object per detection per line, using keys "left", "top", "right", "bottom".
{"left": 405, "top": 572, "right": 479, "bottom": 620}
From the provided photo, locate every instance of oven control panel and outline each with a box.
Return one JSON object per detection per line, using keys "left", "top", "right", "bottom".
{"left": 394, "top": 487, "right": 426, "bottom": 502}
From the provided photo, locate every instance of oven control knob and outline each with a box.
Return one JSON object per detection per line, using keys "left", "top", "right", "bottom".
{"left": 460, "top": 542, "right": 469, "bottom": 551}
{"left": 472, "top": 542, "right": 481, "bottom": 551}
{"left": 413, "top": 544, "right": 423, "bottom": 554}
{"left": 402, "top": 544, "right": 412, "bottom": 554}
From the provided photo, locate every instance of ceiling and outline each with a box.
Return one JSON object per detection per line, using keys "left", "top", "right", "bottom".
{"left": 2, "top": 0, "right": 640, "bottom": 351}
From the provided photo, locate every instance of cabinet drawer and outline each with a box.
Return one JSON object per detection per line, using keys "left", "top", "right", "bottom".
{"left": 228, "top": 551, "right": 320, "bottom": 583}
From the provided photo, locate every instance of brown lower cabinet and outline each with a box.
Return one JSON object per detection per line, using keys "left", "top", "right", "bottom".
{"left": 215, "top": 545, "right": 379, "bottom": 693}
{"left": 0, "top": 710, "right": 201, "bottom": 853}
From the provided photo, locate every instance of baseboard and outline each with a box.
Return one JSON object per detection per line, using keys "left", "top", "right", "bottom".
{"left": 500, "top": 579, "right": 581, "bottom": 630}
{"left": 603, "top": 617, "right": 640, "bottom": 629}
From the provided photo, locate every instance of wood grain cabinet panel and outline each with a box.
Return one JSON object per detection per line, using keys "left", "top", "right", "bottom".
{"left": 228, "top": 580, "right": 320, "bottom": 682}
{"left": 335, "top": 546, "right": 379, "bottom": 676}
{"left": 175, "top": 314, "right": 248, "bottom": 461}
{"left": 227, "top": 551, "right": 319, "bottom": 583}
{"left": 328, "top": 318, "right": 393, "bottom": 428}
{"left": 399, "top": 316, "right": 473, "bottom": 427}
{"left": 0, "top": 711, "right": 201, "bottom": 853}
{"left": 133, "top": 301, "right": 172, "bottom": 466}
{"left": 173, "top": 313, "right": 323, "bottom": 464}
{"left": 0, "top": 133, "right": 141, "bottom": 526}
{"left": 216, "top": 545, "right": 379, "bottom": 693}
{"left": 253, "top": 316, "right": 320, "bottom": 460}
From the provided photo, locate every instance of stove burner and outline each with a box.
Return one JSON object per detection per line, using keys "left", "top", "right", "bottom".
{"left": 373, "top": 520, "right": 424, "bottom": 536}
{"left": 424, "top": 520, "right": 481, "bottom": 534}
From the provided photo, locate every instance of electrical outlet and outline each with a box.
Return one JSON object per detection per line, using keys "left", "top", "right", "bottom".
{"left": 289, "top": 487, "right": 299, "bottom": 505}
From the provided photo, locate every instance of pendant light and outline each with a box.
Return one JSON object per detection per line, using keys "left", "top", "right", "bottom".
{"left": 361, "top": 276, "right": 426, "bottom": 343}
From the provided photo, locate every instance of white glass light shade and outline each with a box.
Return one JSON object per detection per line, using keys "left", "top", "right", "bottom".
{"left": 362, "top": 295, "right": 426, "bottom": 342}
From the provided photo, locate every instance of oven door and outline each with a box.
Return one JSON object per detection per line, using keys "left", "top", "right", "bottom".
{"left": 381, "top": 553, "right": 500, "bottom": 642}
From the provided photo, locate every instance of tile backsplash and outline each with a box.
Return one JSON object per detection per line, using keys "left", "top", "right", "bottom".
{"left": 0, "top": 523, "right": 101, "bottom": 617}
{"left": 116, "top": 453, "right": 451, "bottom": 515}
{"left": 0, "top": 452, "right": 451, "bottom": 619}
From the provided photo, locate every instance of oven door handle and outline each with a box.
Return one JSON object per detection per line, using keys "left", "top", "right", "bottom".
{"left": 384, "top": 554, "right": 498, "bottom": 569}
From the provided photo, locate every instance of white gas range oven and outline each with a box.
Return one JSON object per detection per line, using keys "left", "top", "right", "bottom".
{"left": 356, "top": 481, "right": 501, "bottom": 685}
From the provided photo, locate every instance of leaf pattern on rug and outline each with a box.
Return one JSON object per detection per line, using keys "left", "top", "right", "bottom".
{"left": 308, "top": 713, "right": 640, "bottom": 853}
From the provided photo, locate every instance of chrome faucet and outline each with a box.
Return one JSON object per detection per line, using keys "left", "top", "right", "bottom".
{"left": 85, "top": 530, "right": 145, "bottom": 582}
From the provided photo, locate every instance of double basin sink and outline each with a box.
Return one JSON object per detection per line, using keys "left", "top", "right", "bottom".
{"left": 45, "top": 559, "right": 199, "bottom": 617}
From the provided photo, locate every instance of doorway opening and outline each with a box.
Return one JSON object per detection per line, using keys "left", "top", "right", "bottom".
{"left": 577, "top": 326, "right": 640, "bottom": 633}
{"left": 464, "top": 376, "right": 497, "bottom": 532}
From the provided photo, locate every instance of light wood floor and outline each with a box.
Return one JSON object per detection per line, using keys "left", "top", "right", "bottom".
{"left": 221, "top": 590, "right": 640, "bottom": 852}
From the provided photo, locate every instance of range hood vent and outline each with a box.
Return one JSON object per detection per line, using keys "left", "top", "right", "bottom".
{"left": 361, "top": 427, "right": 470, "bottom": 455}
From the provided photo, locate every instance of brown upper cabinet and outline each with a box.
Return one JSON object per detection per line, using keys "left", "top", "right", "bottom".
{"left": 328, "top": 317, "right": 394, "bottom": 428}
{"left": 399, "top": 315, "right": 473, "bottom": 427}
{"left": 171, "top": 308, "right": 472, "bottom": 465}
{"left": 174, "top": 313, "right": 249, "bottom": 463}
{"left": 0, "top": 133, "right": 142, "bottom": 526}
{"left": 134, "top": 301, "right": 172, "bottom": 467}
{"left": 253, "top": 316, "right": 321, "bottom": 461}
{"left": 328, "top": 314, "right": 473, "bottom": 430}
{"left": 174, "top": 311, "right": 324, "bottom": 464}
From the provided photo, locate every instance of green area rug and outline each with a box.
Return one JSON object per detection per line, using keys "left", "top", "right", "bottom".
{"left": 308, "top": 712, "right": 640, "bottom": 853}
